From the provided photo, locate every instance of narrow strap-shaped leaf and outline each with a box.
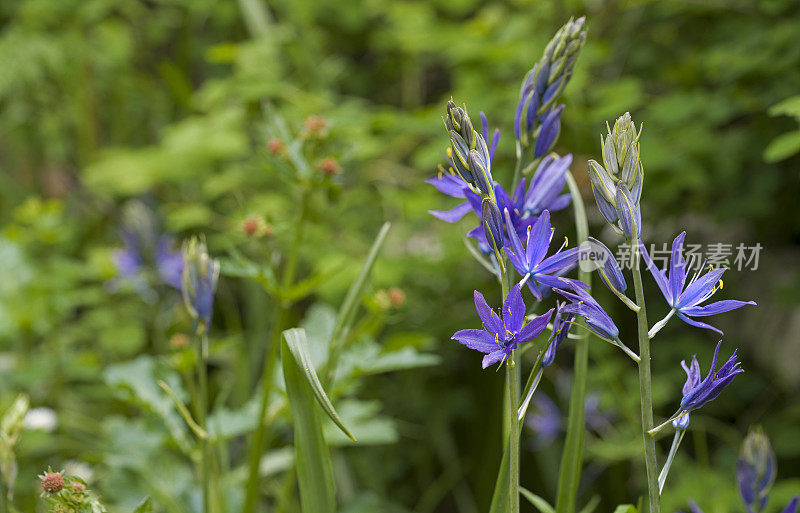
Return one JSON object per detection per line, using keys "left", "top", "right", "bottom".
{"left": 520, "top": 487, "right": 556, "bottom": 513}
{"left": 578, "top": 496, "right": 601, "bottom": 513}
{"left": 325, "top": 222, "right": 391, "bottom": 380}
{"left": 488, "top": 442, "right": 511, "bottom": 513}
{"left": 283, "top": 328, "right": 356, "bottom": 441}
{"left": 132, "top": 496, "right": 153, "bottom": 513}
{"left": 281, "top": 338, "right": 336, "bottom": 513}
{"left": 612, "top": 506, "right": 638, "bottom": 513}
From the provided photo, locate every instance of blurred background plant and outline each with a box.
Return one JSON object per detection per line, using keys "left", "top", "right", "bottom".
{"left": 0, "top": 0, "right": 799, "bottom": 511}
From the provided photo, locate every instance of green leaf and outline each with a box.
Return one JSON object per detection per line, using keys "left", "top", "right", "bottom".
{"left": 768, "top": 95, "right": 800, "bottom": 119}
{"left": 612, "top": 506, "right": 638, "bottom": 513}
{"left": 520, "top": 487, "right": 555, "bottom": 513}
{"left": 764, "top": 130, "right": 800, "bottom": 163}
{"left": 326, "top": 222, "right": 391, "bottom": 374}
{"left": 578, "top": 495, "right": 601, "bottom": 513}
{"left": 488, "top": 443, "right": 510, "bottom": 513}
{"left": 132, "top": 496, "right": 153, "bottom": 513}
{"left": 322, "top": 400, "right": 398, "bottom": 446}
{"left": 281, "top": 337, "right": 337, "bottom": 513}
{"left": 283, "top": 328, "right": 356, "bottom": 441}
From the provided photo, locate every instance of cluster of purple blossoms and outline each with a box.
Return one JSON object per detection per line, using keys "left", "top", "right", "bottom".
{"left": 111, "top": 202, "right": 183, "bottom": 296}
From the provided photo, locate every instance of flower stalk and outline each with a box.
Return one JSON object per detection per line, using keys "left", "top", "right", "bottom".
{"left": 243, "top": 186, "right": 311, "bottom": 513}
{"left": 555, "top": 171, "right": 590, "bottom": 513}
{"left": 631, "top": 241, "right": 661, "bottom": 513}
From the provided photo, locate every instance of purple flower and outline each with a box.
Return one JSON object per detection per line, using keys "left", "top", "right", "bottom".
{"left": 543, "top": 301, "right": 574, "bottom": 367}
{"left": 640, "top": 232, "right": 756, "bottom": 334}
{"left": 554, "top": 280, "right": 619, "bottom": 341}
{"left": 738, "top": 428, "right": 776, "bottom": 513}
{"left": 426, "top": 154, "right": 572, "bottom": 255}
{"left": 680, "top": 341, "right": 743, "bottom": 411}
{"left": 156, "top": 237, "right": 185, "bottom": 290}
{"left": 523, "top": 154, "right": 572, "bottom": 216}
{"left": 534, "top": 105, "right": 564, "bottom": 158}
{"left": 452, "top": 284, "right": 553, "bottom": 369}
{"left": 504, "top": 209, "right": 580, "bottom": 301}
{"left": 114, "top": 231, "right": 143, "bottom": 279}
{"left": 182, "top": 237, "right": 220, "bottom": 332}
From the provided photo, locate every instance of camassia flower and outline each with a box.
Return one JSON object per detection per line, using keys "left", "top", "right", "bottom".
{"left": 452, "top": 284, "right": 553, "bottom": 368}
{"left": 640, "top": 232, "right": 756, "bottom": 335}
{"left": 554, "top": 280, "right": 619, "bottom": 341}
{"left": 182, "top": 236, "right": 220, "bottom": 333}
{"left": 553, "top": 280, "right": 640, "bottom": 361}
{"left": 680, "top": 341, "right": 743, "bottom": 411}
{"left": 503, "top": 209, "right": 580, "bottom": 300}
{"left": 426, "top": 153, "right": 572, "bottom": 254}
{"left": 542, "top": 301, "right": 574, "bottom": 367}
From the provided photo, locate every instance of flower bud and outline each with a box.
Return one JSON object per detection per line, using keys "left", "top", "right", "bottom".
{"left": 672, "top": 412, "right": 690, "bottom": 430}
{"left": 317, "top": 157, "right": 340, "bottom": 176}
{"left": 534, "top": 105, "right": 564, "bottom": 158}
{"left": 449, "top": 130, "right": 474, "bottom": 185}
{"left": 268, "top": 138, "right": 285, "bottom": 156}
{"left": 481, "top": 199, "right": 504, "bottom": 252}
{"left": 587, "top": 160, "right": 619, "bottom": 225}
{"left": 41, "top": 472, "right": 65, "bottom": 493}
{"left": 304, "top": 115, "right": 327, "bottom": 137}
{"left": 181, "top": 236, "right": 220, "bottom": 333}
{"left": 615, "top": 183, "right": 641, "bottom": 239}
{"left": 581, "top": 237, "right": 627, "bottom": 294}
{"left": 515, "top": 17, "right": 586, "bottom": 150}
{"left": 738, "top": 428, "right": 776, "bottom": 512}
{"left": 600, "top": 112, "right": 643, "bottom": 191}
{"left": 470, "top": 149, "right": 492, "bottom": 195}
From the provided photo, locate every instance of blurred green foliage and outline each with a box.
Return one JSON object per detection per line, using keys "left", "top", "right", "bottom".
{"left": 1, "top": 0, "right": 799, "bottom": 511}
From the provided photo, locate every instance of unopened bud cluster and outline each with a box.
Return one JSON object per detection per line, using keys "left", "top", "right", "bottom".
{"left": 445, "top": 100, "right": 494, "bottom": 196}
{"left": 588, "top": 112, "right": 644, "bottom": 239}
{"left": 515, "top": 17, "right": 586, "bottom": 157}
{"left": 181, "top": 236, "right": 220, "bottom": 333}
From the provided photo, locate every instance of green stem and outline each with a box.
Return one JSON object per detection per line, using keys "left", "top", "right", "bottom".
{"left": 631, "top": 242, "right": 660, "bottom": 513}
{"left": 197, "top": 332, "right": 211, "bottom": 513}
{"left": 511, "top": 142, "right": 524, "bottom": 190}
{"left": 555, "top": 171, "right": 590, "bottom": 513}
{"left": 243, "top": 187, "right": 311, "bottom": 513}
{"left": 508, "top": 356, "right": 520, "bottom": 513}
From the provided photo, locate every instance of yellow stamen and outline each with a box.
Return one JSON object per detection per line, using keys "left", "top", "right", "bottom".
{"left": 446, "top": 147, "right": 453, "bottom": 158}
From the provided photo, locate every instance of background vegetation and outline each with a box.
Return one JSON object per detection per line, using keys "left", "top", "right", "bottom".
{"left": 1, "top": 0, "right": 799, "bottom": 511}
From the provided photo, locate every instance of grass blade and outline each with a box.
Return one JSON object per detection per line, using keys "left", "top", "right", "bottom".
{"left": 325, "top": 222, "right": 391, "bottom": 380}
{"left": 488, "top": 442, "right": 510, "bottom": 513}
{"left": 520, "top": 487, "right": 556, "bottom": 513}
{"left": 283, "top": 328, "right": 356, "bottom": 441}
{"left": 132, "top": 496, "right": 153, "bottom": 513}
{"left": 281, "top": 337, "right": 336, "bottom": 513}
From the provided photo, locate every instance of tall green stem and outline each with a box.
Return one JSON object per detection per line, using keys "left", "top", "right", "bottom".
{"left": 555, "top": 171, "right": 590, "bottom": 513}
{"left": 196, "top": 332, "right": 211, "bottom": 513}
{"left": 507, "top": 354, "right": 520, "bottom": 513}
{"left": 631, "top": 242, "right": 660, "bottom": 513}
{"left": 243, "top": 187, "right": 311, "bottom": 513}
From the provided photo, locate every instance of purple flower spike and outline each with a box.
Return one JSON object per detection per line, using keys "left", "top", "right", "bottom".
{"left": 452, "top": 284, "right": 553, "bottom": 369}
{"left": 640, "top": 232, "right": 756, "bottom": 335}
{"left": 680, "top": 341, "right": 743, "bottom": 411}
